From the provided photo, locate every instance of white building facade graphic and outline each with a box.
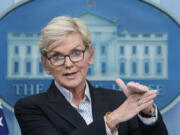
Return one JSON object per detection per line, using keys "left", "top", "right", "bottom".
{"left": 7, "top": 12, "right": 168, "bottom": 80}
{"left": 7, "top": 33, "right": 50, "bottom": 79}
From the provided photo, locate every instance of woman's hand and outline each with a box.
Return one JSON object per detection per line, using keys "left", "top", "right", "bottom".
{"left": 116, "top": 78, "right": 156, "bottom": 114}
{"left": 106, "top": 78, "right": 157, "bottom": 130}
{"left": 107, "top": 90, "right": 157, "bottom": 128}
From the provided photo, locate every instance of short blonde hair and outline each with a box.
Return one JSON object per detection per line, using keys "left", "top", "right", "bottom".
{"left": 39, "top": 16, "right": 91, "bottom": 56}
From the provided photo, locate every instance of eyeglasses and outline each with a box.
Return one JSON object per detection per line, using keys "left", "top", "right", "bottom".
{"left": 46, "top": 46, "right": 88, "bottom": 66}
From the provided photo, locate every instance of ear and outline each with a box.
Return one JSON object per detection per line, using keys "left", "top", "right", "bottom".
{"left": 41, "top": 56, "right": 51, "bottom": 74}
{"left": 88, "top": 45, "right": 94, "bottom": 65}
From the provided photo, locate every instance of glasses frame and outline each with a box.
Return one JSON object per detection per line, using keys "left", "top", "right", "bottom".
{"left": 46, "top": 45, "right": 89, "bottom": 66}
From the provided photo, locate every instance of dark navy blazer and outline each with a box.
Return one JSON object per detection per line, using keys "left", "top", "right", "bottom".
{"left": 15, "top": 81, "right": 168, "bottom": 135}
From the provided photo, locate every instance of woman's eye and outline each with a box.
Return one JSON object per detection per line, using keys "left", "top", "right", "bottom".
{"left": 72, "top": 50, "right": 82, "bottom": 56}
{"left": 52, "top": 54, "right": 63, "bottom": 60}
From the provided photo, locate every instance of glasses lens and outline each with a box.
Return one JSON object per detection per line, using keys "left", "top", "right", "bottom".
{"left": 70, "top": 49, "right": 84, "bottom": 62}
{"left": 70, "top": 53, "right": 83, "bottom": 62}
{"left": 49, "top": 46, "right": 88, "bottom": 66}
{"left": 51, "top": 59, "right": 63, "bottom": 66}
{"left": 50, "top": 55, "right": 64, "bottom": 66}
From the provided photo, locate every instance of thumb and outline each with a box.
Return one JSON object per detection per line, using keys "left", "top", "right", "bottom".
{"left": 116, "top": 78, "right": 129, "bottom": 96}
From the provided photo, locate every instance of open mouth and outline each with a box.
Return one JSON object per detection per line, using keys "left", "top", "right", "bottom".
{"left": 63, "top": 72, "right": 77, "bottom": 78}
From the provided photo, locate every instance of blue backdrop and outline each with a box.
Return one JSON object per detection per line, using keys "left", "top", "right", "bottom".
{"left": 0, "top": 0, "right": 180, "bottom": 134}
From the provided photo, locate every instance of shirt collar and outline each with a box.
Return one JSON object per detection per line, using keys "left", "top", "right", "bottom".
{"left": 54, "top": 80, "right": 91, "bottom": 104}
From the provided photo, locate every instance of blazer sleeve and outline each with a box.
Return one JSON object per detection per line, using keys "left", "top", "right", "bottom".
{"left": 138, "top": 111, "right": 168, "bottom": 135}
{"left": 15, "top": 99, "right": 107, "bottom": 135}
{"left": 126, "top": 112, "right": 168, "bottom": 135}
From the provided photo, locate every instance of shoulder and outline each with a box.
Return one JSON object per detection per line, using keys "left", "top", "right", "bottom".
{"left": 15, "top": 81, "right": 55, "bottom": 111}
{"left": 14, "top": 92, "right": 48, "bottom": 113}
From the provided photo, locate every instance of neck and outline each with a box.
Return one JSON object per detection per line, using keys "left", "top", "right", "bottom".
{"left": 69, "top": 81, "right": 86, "bottom": 107}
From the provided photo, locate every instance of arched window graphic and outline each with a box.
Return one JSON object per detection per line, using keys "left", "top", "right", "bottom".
{"left": 156, "top": 62, "right": 162, "bottom": 75}
{"left": 13, "top": 60, "right": 19, "bottom": 74}
{"left": 100, "top": 45, "right": 107, "bottom": 55}
{"left": 14, "top": 46, "right": 19, "bottom": 55}
{"left": 101, "top": 61, "right": 107, "bottom": 75}
{"left": 156, "top": 45, "right": 162, "bottom": 55}
{"left": 154, "top": 58, "right": 164, "bottom": 76}
{"left": 132, "top": 62, "right": 137, "bottom": 74}
{"left": 119, "top": 59, "right": 126, "bottom": 75}
{"left": 132, "top": 46, "right": 137, "bottom": 55}
{"left": 144, "top": 60, "right": 150, "bottom": 75}
{"left": 144, "top": 46, "right": 149, "bottom": 55}
{"left": 38, "top": 62, "right": 44, "bottom": 74}
{"left": 87, "top": 65, "right": 94, "bottom": 76}
{"left": 119, "top": 46, "right": 124, "bottom": 55}
{"left": 11, "top": 57, "right": 21, "bottom": 76}
{"left": 26, "top": 61, "right": 31, "bottom": 74}
{"left": 26, "top": 46, "right": 31, "bottom": 55}
{"left": 130, "top": 60, "right": 138, "bottom": 75}
{"left": 24, "top": 59, "right": 32, "bottom": 74}
{"left": 37, "top": 59, "right": 44, "bottom": 74}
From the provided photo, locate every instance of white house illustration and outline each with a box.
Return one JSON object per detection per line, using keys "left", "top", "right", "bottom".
{"left": 7, "top": 12, "right": 168, "bottom": 80}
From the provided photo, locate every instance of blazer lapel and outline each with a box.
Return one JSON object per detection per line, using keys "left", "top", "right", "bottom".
{"left": 47, "top": 81, "right": 87, "bottom": 128}
{"left": 88, "top": 83, "right": 111, "bottom": 121}
{"left": 89, "top": 83, "right": 128, "bottom": 135}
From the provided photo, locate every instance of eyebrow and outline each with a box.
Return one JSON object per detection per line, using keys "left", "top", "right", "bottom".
{"left": 48, "top": 45, "right": 84, "bottom": 55}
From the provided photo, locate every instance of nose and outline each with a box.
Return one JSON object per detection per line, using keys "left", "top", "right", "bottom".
{"left": 64, "top": 56, "right": 73, "bottom": 68}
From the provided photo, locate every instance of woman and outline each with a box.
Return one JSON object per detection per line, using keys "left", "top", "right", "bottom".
{"left": 15, "top": 16, "right": 168, "bottom": 135}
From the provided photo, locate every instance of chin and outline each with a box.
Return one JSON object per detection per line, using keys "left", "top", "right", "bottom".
{"left": 58, "top": 78, "right": 86, "bottom": 90}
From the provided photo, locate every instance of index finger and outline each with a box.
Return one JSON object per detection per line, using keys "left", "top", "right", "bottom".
{"left": 116, "top": 78, "right": 129, "bottom": 96}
